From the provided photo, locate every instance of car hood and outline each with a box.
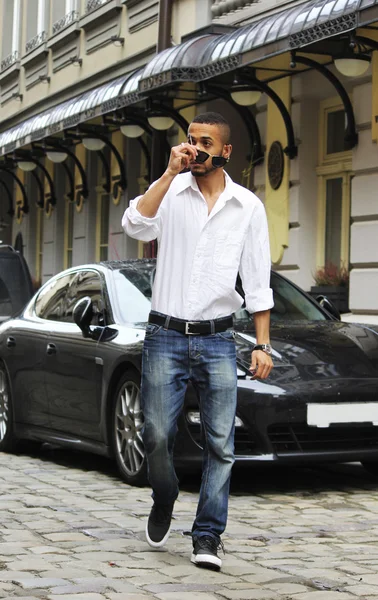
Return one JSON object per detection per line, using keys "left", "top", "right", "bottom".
{"left": 235, "top": 320, "right": 378, "bottom": 391}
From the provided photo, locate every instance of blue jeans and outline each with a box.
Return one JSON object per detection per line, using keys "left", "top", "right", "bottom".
{"left": 141, "top": 312, "right": 237, "bottom": 542}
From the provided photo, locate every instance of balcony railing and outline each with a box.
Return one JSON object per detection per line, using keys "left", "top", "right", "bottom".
{"left": 86, "top": 0, "right": 110, "bottom": 13}
{"left": 25, "top": 31, "right": 47, "bottom": 54}
{"left": 52, "top": 10, "right": 79, "bottom": 35}
{"left": 1, "top": 50, "right": 19, "bottom": 71}
{"left": 211, "top": 0, "right": 256, "bottom": 18}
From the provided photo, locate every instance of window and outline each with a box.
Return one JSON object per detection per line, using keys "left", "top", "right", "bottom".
{"left": 65, "top": 201, "right": 74, "bottom": 269}
{"left": 64, "top": 270, "right": 106, "bottom": 325}
{"left": 36, "top": 207, "right": 44, "bottom": 283}
{"left": 25, "top": 0, "right": 49, "bottom": 51}
{"left": 51, "top": 0, "right": 78, "bottom": 32}
{"left": 97, "top": 193, "right": 110, "bottom": 261}
{"left": 325, "top": 178, "right": 343, "bottom": 266}
{"left": 1, "top": 0, "right": 20, "bottom": 66}
{"left": 326, "top": 110, "right": 349, "bottom": 155}
{"left": 35, "top": 273, "right": 74, "bottom": 320}
{"left": 317, "top": 97, "right": 352, "bottom": 270}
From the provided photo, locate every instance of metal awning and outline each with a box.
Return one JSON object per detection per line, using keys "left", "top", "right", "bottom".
{"left": 1, "top": 0, "right": 378, "bottom": 156}
{"left": 138, "top": 0, "right": 378, "bottom": 92}
{"left": 0, "top": 68, "right": 144, "bottom": 156}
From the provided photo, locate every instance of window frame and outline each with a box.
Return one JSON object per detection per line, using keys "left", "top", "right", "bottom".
{"left": 316, "top": 96, "right": 353, "bottom": 270}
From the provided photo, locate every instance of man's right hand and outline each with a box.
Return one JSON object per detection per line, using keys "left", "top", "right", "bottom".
{"left": 165, "top": 142, "right": 198, "bottom": 177}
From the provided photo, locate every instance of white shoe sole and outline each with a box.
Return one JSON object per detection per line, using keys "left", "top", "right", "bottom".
{"left": 145, "top": 520, "right": 171, "bottom": 548}
{"left": 191, "top": 552, "right": 222, "bottom": 570}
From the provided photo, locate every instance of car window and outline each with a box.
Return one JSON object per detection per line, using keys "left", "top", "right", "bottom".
{"left": 234, "top": 272, "right": 327, "bottom": 325}
{"left": 0, "top": 277, "right": 12, "bottom": 317}
{"left": 64, "top": 270, "right": 106, "bottom": 326}
{"left": 113, "top": 266, "right": 153, "bottom": 324}
{"left": 35, "top": 274, "right": 75, "bottom": 321}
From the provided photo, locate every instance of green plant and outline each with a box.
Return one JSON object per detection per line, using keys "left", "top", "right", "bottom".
{"left": 313, "top": 262, "right": 349, "bottom": 287}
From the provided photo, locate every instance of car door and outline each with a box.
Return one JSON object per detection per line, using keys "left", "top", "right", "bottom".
{"left": 8, "top": 274, "right": 74, "bottom": 428}
{"left": 44, "top": 269, "right": 105, "bottom": 440}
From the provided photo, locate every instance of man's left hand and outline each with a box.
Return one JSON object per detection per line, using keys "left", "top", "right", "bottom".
{"left": 249, "top": 350, "right": 273, "bottom": 380}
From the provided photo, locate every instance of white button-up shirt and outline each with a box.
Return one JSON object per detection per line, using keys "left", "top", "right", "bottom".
{"left": 122, "top": 171, "right": 273, "bottom": 320}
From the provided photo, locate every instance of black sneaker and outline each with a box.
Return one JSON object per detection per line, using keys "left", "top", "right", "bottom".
{"left": 191, "top": 535, "right": 223, "bottom": 570}
{"left": 145, "top": 502, "right": 174, "bottom": 548}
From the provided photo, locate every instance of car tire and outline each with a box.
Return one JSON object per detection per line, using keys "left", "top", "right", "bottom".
{"left": 361, "top": 461, "right": 378, "bottom": 476}
{"left": 112, "top": 369, "right": 148, "bottom": 486}
{"left": 0, "top": 361, "right": 17, "bottom": 452}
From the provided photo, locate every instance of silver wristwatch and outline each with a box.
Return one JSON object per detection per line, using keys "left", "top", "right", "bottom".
{"left": 253, "top": 344, "right": 273, "bottom": 355}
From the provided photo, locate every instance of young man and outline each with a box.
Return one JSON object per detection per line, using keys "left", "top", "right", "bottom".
{"left": 122, "top": 112, "right": 273, "bottom": 571}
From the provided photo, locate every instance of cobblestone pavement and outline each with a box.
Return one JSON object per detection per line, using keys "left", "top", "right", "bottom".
{"left": 1, "top": 446, "right": 378, "bottom": 600}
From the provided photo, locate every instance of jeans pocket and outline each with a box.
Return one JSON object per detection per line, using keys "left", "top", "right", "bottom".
{"left": 217, "top": 328, "right": 235, "bottom": 341}
{"left": 145, "top": 323, "right": 162, "bottom": 338}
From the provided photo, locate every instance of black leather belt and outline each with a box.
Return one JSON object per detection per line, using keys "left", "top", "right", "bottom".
{"left": 148, "top": 313, "right": 233, "bottom": 335}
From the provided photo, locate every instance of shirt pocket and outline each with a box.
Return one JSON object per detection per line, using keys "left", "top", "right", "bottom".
{"left": 214, "top": 230, "right": 241, "bottom": 268}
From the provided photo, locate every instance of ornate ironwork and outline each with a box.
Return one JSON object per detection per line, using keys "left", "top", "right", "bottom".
{"left": 52, "top": 10, "right": 79, "bottom": 35}
{"left": 289, "top": 13, "right": 358, "bottom": 48}
{"left": 25, "top": 31, "right": 47, "bottom": 54}
{"left": 86, "top": 0, "right": 109, "bottom": 13}
{"left": 268, "top": 141, "right": 284, "bottom": 190}
{"left": 1, "top": 51, "right": 19, "bottom": 72}
{"left": 198, "top": 55, "right": 241, "bottom": 80}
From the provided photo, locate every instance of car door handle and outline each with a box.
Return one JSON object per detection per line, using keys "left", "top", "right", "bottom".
{"left": 6, "top": 336, "right": 16, "bottom": 348}
{"left": 46, "top": 343, "right": 57, "bottom": 355}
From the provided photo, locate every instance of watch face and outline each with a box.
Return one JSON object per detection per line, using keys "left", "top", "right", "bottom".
{"left": 263, "top": 344, "right": 273, "bottom": 355}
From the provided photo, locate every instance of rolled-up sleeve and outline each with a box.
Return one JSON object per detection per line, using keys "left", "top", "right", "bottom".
{"left": 239, "top": 200, "right": 274, "bottom": 314}
{"left": 122, "top": 195, "right": 162, "bottom": 242}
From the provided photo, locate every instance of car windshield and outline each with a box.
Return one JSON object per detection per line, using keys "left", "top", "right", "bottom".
{"left": 113, "top": 264, "right": 327, "bottom": 325}
{"left": 235, "top": 272, "right": 327, "bottom": 325}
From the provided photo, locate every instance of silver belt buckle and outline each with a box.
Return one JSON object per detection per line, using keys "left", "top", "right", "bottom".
{"left": 185, "top": 321, "right": 197, "bottom": 335}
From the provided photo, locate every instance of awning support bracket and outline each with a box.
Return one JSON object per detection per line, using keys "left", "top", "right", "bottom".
{"left": 291, "top": 52, "right": 358, "bottom": 149}
{"left": 204, "top": 83, "right": 264, "bottom": 166}
{"left": 240, "top": 71, "right": 298, "bottom": 159}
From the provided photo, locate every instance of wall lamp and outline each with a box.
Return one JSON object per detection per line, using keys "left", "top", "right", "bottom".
{"left": 332, "top": 36, "right": 371, "bottom": 77}
{"left": 231, "top": 71, "right": 297, "bottom": 159}
{"left": 230, "top": 81, "right": 262, "bottom": 106}
{"left": 78, "top": 125, "right": 127, "bottom": 191}
{"left": 42, "top": 139, "right": 89, "bottom": 201}
{"left": 290, "top": 52, "right": 358, "bottom": 149}
{"left": 146, "top": 101, "right": 189, "bottom": 134}
{"left": 15, "top": 152, "right": 57, "bottom": 208}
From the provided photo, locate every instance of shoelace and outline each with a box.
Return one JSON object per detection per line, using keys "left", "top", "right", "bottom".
{"left": 197, "top": 535, "right": 226, "bottom": 556}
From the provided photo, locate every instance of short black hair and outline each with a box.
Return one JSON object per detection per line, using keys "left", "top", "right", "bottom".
{"left": 191, "top": 112, "right": 231, "bottom": 144}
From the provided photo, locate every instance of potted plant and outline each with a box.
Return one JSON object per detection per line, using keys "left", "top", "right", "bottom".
{"left": 310, "top": 262, "right": 349, "bottom": 313}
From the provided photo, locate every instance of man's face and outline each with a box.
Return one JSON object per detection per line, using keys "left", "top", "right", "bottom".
{"left": 187, "top": 122, "right": 231, "bottom": 177}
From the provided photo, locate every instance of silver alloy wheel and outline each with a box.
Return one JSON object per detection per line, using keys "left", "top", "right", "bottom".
{"left": 0, "top": 368, "right": 9, "bottom": 441}
{"left": 115, "top": 380, "right": 145, "bottom": 476}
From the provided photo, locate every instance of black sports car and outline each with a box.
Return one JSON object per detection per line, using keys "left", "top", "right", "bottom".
{"left": 1, "top": 259, "right": 378, "bottom": 485}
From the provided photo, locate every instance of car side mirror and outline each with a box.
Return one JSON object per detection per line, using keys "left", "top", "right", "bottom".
{"left": 73, "top": 296, "right": 93, "bottom": 337}
{"left": 316, "top": 295, "right": 341, "bottom": 321}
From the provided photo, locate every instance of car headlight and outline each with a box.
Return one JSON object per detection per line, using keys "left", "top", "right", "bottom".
{"left": 187, "top": 411, "right": 244, "bottom": 428}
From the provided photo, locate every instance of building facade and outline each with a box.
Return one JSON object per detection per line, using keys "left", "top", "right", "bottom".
{"left": 0, "top": 0, "right": 377, "bottom": 315}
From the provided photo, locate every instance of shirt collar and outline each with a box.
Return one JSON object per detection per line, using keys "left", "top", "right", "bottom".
{"left": 175, "top": 171, "right": 244, "bottom": 205}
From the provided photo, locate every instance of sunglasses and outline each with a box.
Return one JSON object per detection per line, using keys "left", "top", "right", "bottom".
{"left": 194, "top": 150, "right": 229, "bottom": 168}
{"left": 188, "top": 134, "right": 229, "bottom": 169}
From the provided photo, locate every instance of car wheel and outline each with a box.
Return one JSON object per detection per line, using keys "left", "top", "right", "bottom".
{"left": 361, "top": 461, "right": 378, "bottom": 476}
{"left": 112, "top": 370, "right": 147, "bottom": 486}
{"left": 0, "top": 362, "right": 16, "bottom": 452}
